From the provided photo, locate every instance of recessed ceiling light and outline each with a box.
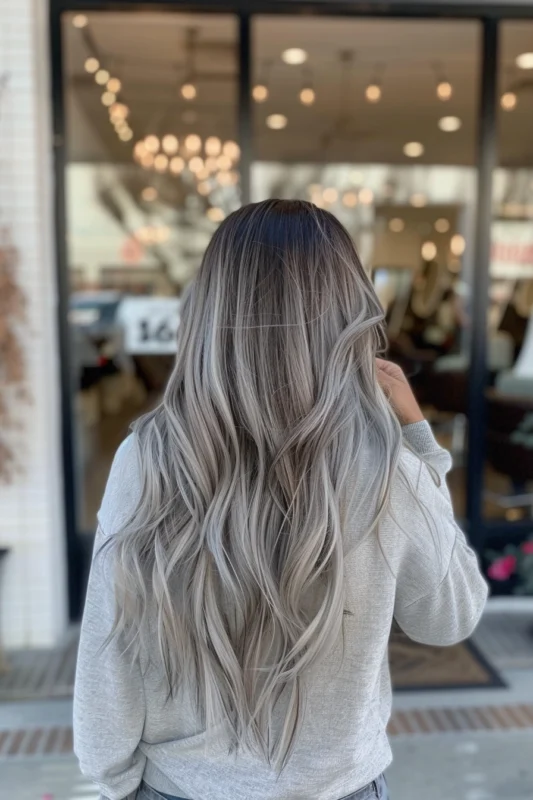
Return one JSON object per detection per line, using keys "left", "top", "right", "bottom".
{"left": 282, "top": 48, "right": 307, "bottom": 65}
{"left": 252, "top": 84, "right": 269, "bottom": 102}
{"left": 403, "top": 141, "right": 424, "bottom": 158}
{"left": 299, "top": 87, "right": 316, "bottom": 105}
{"left": 436, "top": 81, "right": 453, "bottom": 101}
{"left": 516, "top": 52, "right": 533, "bottom": 70}
{"left": 266, "top": 113, "right": 288, "bottom": 130}
{"left": 365, "top": 84, "right": 382, "bottom": 103}
{"left": 438, "top": 116, "right": 462, "bottom": 132}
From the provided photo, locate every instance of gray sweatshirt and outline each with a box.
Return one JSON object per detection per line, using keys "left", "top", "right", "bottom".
{"left": 74, "top": 421, "right": 488, "bottom": 800}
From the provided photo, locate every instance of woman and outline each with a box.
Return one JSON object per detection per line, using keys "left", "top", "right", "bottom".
{"left": 74, "top": 200, "right": 488, "bottom": 800}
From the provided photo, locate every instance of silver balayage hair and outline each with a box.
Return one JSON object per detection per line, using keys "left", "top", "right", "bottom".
{"left": 109, "top": 199, "right": 403, "bottom": 767}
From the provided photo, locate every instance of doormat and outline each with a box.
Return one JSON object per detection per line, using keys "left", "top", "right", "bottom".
{"left": 390, "top": 626, "right": 505, "bottom": 691}
{"left": 0, "top": 626, "right": 503, "bottom": 702}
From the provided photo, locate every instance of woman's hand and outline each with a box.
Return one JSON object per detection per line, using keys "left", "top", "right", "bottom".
{"left": 376, "top": 358, "right": 425, "bottom": 426}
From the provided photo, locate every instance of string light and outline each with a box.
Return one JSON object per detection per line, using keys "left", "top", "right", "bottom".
{"left": 84, "top": 58, "right": 99, "bottom": 74}
{"left": 110, "top": 103, "right": 129, "bottom": 121}
{"left": 107, "top": 77, "right": 122, "bottom": 93}
{"left": 181, "top": 82, "right": 197, "bottom": 100}
{"left": 222, "top": 141, "right": 240, "bottom": 160}
{"left": 253, "top": 85, "right": 269, "bottom": 102}
{"left": 101, "top": 92, "right": 116, "bottom": 106}
{"left": 450, "top": 234, "right": 466, "bottom": 256}
{"left": 322, "top": 187, "right": 338, "bottom": 204}
{"left": 141, "top": 152, "right": 155, "bottom": 169}
{"left": 501, "top": 91, "right": 517, "bottom": 111}
{"left": 216, "top": 154, "right": 232, "bottom": 171}
{"left": 118, "top": 128, "right": 133, "bottom": 142}
{"left": 95, "top": 69, "right": 110, "bottom": 86}
{"left": 438, "top": 116, "right": 462, "bottom": 132}
{"left": 72, "top": 14, "right": 88, "bottom": 28}
{"left": 189, "top": 156, "right": 204, "bottom": 174}
{"left": 342, "top": 191, "right": 358, "bottom": 208}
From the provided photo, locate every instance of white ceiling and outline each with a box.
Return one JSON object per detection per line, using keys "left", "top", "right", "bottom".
{"left": 63, "top": 12, "right": 533, "bottom": 167}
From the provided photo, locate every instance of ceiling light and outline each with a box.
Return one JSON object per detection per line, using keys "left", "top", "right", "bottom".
{"left": 252, "top": 84, "right": 269, "bottom": 102}
{"left": 516, "top": 52, "right": 533, "bottom": 70}
{"left": 435, "top": 218, "right": 450, "bottom": 233}
{"left": 299, "top": 87, "right": 315, "bottom": 105}
{"left": 101, "top": 91, "right": 116, "bottom": 107}
{"left": 134, "top": 141, "right": 147, "bottom": 160}
{"left": 169, "top": 156, "right": 185, "bottom": 174}
{"left": 359, "top": 188, "right": 374, "bottom": 205}
{"left": 266, "top": 114, "right": 288, "bottom": 130}
{"left": 95, "top": 69, "right": 110, "bottom": 86}
{"left": 438, "top": 116, "right": 462, "bottom": 132}
{"left": 365, "top": 84, "right": 382, "bottom": 103}
{"left": 154, "top": 154, "right": 169, "bottom": 172}
{"left": 109, "top": 103, "right": 129, "bottom": 120}
{"left": 72, "top": 14, "right": 88, "bottom": 28}
{"left": 389, "top": 218, "right": 405, "bottom": 233}
{"left": 185, "top": 133, "right": 202, "bottom": 153}
{"left": 205, "top": 136, "right": 222, "bottom": 156}
{"left": 421, "top": 241, "right": 437, "bottom": 261}
{"left": 144, "top": 135, "right": 160, "bottom": 154}
{"left": 450, "top": 234, "right": 466, "bottom": 256}
{"left": 107, "top": 77, "right": 121, "bottom": 94}
{"left": 342, "top": 191, "right": 358, "bottom": 208}
{"left": 118, "top": 129, "right": 133, "bottom": 142}
{"left": 403, "top": 141, "right": 424, "bottom": 158}
{"left": 162, "top": 135, "right": 179, "bottom": 155}
{"left": 207, "top": 207, "right": 225, "bottom": 222}
{"left": 436, "top": 81, "right": 453, "bottom": 101}
{"left": 84, "top": 57, "right": 99, "bottom": 74}
{"left": 501, "top": 91, "right": 517, "bottom": 111}
{"left": 181, "top": 82, "right": 197, "bottom": 100}
{"left": 410, "top": 193, "right": 427, "bottom": 208}
{"left": 282, "top": 48, "right": 307, "bottom": 65}
{"left": 223, "top": 141, "right": 240, "bottom": 160}
{"left": 322, "top": 187, "right": 338, "bottom": 204}
{"left": 141, "top": 187, "right": 158, "bottom": 202}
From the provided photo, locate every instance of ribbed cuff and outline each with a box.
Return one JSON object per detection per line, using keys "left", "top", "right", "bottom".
{"left": 402, "top": 420, "right": 441, "bottom": 455}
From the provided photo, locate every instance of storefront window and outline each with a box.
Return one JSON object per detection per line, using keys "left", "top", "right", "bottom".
{"left": 483, "top": 23, "right": 533, "bottom": 537}
{"left": 63, "top": 11, "right": 239, "bottom": 533}
{"left": 252, "top": 17, "right": 480, "bottom": 519}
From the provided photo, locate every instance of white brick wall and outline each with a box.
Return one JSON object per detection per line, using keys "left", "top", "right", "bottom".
{"left": 0, "top": 0, "right": 69, "bottom": 647}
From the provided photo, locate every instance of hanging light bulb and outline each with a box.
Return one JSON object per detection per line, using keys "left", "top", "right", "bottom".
{"left": 107, "top": 77, "right": 122, "bottom": 94}
{"left": 72, "top": 14, "right": 88, "bottom": 28}
{"left": 169, "top": 156, "right": 185, "bottom": 174}
{"left": 185, "top": 133, "right": 202, "bottom": 153}
{"left": 205, "top": 136, "right": 222, "bottom": 156}
{"left": 84, "top": 57, "right": 99, "bottom": 74}
{"left": 144, "top": 135, "right": 160, "bottom": 154}
{"left": 189, "top": 156, "right": 204, "bottom": 174}
{"left": 118, "top": 128, "right": 133, "bottom": 142}
{"left": 162, "top": 135, "right": 179, "bottom": 155}
{"left": 222, "top": 141, "right": 240, "bottom": 160}
{"left": 95, "top": 69, "right": 110, "bottom": 86}
{"left": 299, "top": 87, "right": 316, "bottom": 105}
{"left": 253, "top": 84, "right": 269, "bottom": 102}
{"left": 365, "top": 83, "right": 382, "bottom": 103}
{"left": 154, "top": 154, "right": 169, "bottom": 172}
{"left": 181, "top": 82, "right": 197, "bottom": 100}
{"left": 436, "top": 80, "right": 453, "bottom": 101}
{"left": 101, "top": 91, "right": 116, "bottom": 107}
{"left": 501, "top": 91, "right": 517, "bottom": 111}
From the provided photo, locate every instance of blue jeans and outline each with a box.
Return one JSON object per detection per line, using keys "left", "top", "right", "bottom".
{"left": 138, "top": 773, "right": 389, "bottom": 800}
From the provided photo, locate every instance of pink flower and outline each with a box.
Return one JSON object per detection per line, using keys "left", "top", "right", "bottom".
{"left": 521, "top": 541, "right": 533, "bottom": 555}
{"left": 488, "top": 555, "right": 517, "bottom": 581}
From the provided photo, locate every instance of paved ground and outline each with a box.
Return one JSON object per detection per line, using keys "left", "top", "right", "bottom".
{"left": 3, "top": 728, "right": 533, "bottom": 800}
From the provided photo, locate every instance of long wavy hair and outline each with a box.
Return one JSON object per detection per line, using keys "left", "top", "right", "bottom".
{"left": 110, "top": 199, "right": 403, "bottom": 767}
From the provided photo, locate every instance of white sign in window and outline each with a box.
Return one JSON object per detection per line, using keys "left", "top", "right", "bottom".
{"left": 118, "top": 296, "right": 180, "bottom": 355}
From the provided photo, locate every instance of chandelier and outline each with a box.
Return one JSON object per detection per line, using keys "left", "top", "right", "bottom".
{"left": 132, "top": 134, "right": 240, "bottom": 195}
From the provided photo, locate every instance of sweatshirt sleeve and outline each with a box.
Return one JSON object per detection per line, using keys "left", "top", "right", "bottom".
{"left": 388, "top": 421, "right": 488, "bottom": 647}
{"left": 73, "top": 436, "right": 146, "bottom": 800}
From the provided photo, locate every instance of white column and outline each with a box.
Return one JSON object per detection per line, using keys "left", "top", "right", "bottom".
{"left": 0, "top": 0, "right": 68, "bottom": 647}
